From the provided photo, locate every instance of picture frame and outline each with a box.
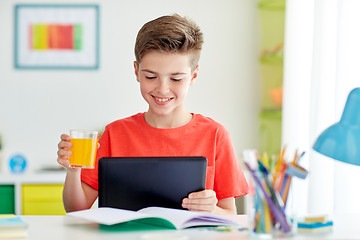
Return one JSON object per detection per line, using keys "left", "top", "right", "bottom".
{"left": 14, "top": 4, "right": 100, "bottom": 70}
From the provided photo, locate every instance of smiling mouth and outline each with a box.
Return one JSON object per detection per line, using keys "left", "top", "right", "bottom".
{"left": 153, "top": 96, "right": 173, "bottom": 103}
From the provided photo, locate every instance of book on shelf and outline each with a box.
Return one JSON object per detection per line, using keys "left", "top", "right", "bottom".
{"left": 0, "top": 215, "right": 27, "bottom": 238}
{"left": 66, "top": 207, "right": 243, "bottom": 231}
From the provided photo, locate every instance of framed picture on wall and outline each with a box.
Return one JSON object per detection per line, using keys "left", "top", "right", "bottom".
{"left": 14, "top": 4, "right": 100, "bottom": 70}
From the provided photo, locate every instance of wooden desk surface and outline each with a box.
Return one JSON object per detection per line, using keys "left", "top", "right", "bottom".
{"left": 19, "top": 214, "right": 360, "bottom": 240}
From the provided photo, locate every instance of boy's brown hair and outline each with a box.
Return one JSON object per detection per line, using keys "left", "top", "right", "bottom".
{"left": 134, "top": 14, "right": 204, "bottom": 71}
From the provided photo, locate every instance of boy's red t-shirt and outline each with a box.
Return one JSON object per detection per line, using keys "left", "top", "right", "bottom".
{"left": 81, "top": 113, "right": 248, "bottom": 200}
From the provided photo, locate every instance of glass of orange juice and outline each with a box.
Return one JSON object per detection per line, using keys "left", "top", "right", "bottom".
{"left": 69, "top": 130, "right": 99, "bottom": 169}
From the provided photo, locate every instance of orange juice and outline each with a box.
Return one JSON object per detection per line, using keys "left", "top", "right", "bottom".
{"left": 69, "top": 138, "right": 98, "bottom": 168}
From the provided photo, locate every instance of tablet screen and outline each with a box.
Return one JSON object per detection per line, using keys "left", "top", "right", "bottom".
{"left": 98, "top": 156, "right": 207, "bottom": 211}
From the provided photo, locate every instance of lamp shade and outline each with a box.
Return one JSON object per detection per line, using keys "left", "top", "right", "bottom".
{"left": 313, "top": 88, "right": 360, "bottom": 165}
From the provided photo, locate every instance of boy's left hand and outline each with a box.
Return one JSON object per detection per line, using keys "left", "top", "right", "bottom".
{"left": 182, "top": 190, "right": 218, "bottom": 213}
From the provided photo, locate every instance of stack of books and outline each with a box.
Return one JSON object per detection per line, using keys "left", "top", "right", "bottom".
{"left": 297, "top": 215, "right": 333, "bottom": 234}
{"left": 0, "top": 215, "right": 27, "bottom": 238}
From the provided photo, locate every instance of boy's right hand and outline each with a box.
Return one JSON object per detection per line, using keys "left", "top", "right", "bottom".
{"left": 57, "top": 134, "right": 73, "bottom": 169}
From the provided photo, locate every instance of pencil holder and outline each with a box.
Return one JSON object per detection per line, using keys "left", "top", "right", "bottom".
{"left": 243, "top": 149, "right": 307, "bottom": 238}
{"left": 247, "top": 177, "right": 296, "bottom": 239}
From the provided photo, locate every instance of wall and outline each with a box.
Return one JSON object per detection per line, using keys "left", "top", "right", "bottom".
{"left": 0, "top": 0, "right": 260, "bottom": 172}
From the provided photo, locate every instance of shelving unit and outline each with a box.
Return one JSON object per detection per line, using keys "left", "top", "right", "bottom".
{"left": 0, "top": 171, "right": 66, "bottom": 215}
{"left": 258, "top": 0, "right": 286, "bottom": 156}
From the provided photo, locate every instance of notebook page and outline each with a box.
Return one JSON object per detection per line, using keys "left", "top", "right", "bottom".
{"left": 67, "top": 207, "right": 152, "bottom": 225}
{"left": 138, "top": 207, "right": 238, "bottom": 229}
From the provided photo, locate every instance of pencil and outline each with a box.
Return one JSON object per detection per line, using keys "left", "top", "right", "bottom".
{"left": 273, "top": 146, "right": 286, "bottom": 184}
{"left": 263, "top": 200, "right": 272, "bottom": 233}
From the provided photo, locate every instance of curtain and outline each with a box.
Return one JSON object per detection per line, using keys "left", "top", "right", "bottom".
{"left": 282, "top": 0, "right": 360, "bottom": 216}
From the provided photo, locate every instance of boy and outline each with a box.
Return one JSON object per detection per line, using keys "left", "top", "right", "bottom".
{"left": 57, "top": 14, "right": 248, "bottom": 215}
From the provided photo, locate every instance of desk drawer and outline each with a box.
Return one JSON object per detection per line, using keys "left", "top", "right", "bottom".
{"left": 0, "top": 185, "right": 15, "bottom": 214}
{"left": 22, "top": 184, "right": 65, "bottom": 215}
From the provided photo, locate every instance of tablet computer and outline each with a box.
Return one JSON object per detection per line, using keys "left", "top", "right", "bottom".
{"left": 98, "top": 156, "right": 207, "bottom": 211}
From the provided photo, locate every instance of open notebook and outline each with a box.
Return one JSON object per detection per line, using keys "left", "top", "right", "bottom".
{"left": 67, "top": 207, "right": 243, "bottom": 230}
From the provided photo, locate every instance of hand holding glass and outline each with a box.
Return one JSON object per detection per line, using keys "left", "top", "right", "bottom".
{"left": 69, "top": 130, "right": 99, "bottom": 169}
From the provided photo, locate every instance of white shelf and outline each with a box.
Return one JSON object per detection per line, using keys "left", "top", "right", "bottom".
{"left": 0, "top": 171, "right": 66, "bottom": 215}
{"left": 0, "top": 171, "right": 66, "bottom": 183}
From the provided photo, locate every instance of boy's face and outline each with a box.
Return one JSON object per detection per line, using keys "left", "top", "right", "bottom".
{"left": 134, "top": 51, "right": 198, "bottom": 118}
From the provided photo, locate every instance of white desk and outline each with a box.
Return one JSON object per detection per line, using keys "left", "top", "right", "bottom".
{"left": 19, "top": 214, "right": 360, "bottom": 240}
{"left": 21, "top": 215, "right": 246, "bottom": 240}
